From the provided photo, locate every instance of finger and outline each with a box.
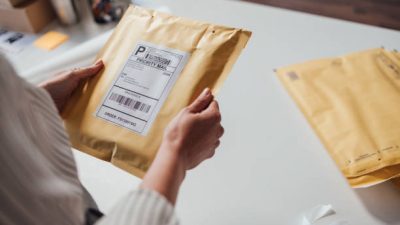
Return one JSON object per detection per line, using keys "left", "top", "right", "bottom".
{"left": 72, "top": 61, "right": 103, "bottom": 79}
{"left": 213, "top": 99, "right": 220, "bottom": 110}
{"left": 71, "top": 60, "right": 104, "bottom": 80}
{"left": 187, "top": 87, "right": 213, "bottom": 113}
{"left": 207, "top": 149, "right": 216, "bottom": 158}
{"left": 214, "top": 140, "right": 220, "bottom": 148}
{"left": 217, "top": 126, "right": 224, "bottom": 138}
{"left": 202, "top": 100, "right": 221, "bottom": 123}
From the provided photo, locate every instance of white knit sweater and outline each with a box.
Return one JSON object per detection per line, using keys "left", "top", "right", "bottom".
{"left": 0, "top": 54, "right": 178, "bottom": 225}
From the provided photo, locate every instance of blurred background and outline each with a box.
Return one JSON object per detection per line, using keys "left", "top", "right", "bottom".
{"left": 0, "top": 0, "right": 175, "bottom": 83}
{"left": 1, "top": 0, "right": 399, "bottom": 83}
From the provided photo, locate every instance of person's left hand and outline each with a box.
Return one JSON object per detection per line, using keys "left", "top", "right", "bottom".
{"left": 39, "top": 60, "right": 104, "bottom": 113}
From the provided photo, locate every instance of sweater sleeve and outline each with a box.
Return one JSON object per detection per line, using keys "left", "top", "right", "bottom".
{"left": 96, "top": 189, "right": 179, "bottom": 225}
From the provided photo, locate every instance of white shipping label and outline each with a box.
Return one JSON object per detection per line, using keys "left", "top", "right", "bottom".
{"left": 95, "top": 41, "right": 190, "bottom": 135}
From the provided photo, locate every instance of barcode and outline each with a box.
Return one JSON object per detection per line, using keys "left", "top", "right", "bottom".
{"left": 109, "top": 93, "right": 151, "bottom": 113}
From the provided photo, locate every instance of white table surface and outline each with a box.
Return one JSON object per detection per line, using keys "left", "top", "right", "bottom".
{"left": 11, "top": 0, "right": 400, "bottom": 224}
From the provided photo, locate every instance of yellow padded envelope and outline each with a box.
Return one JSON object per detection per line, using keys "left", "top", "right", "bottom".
{"left": 393, "top": 176, "right": 400, "bottom": 189}
{"left": 348, "top": 163, "right": 400, "bottom": 187}
{"left": 62, "top": 6, "right": 251, "bottom": 178}
{"left": 277, "top": 48, "right": 400, "bottom": 187}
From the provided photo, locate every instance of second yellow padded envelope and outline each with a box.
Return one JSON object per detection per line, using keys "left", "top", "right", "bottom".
{"left": 277, "top": 48, "right": 400, "bottom": 187}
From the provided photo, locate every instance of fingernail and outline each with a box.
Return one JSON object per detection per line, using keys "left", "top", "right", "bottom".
{"left": 95, "top": 59, "right": 103, "bottom": 65}
{"left": 202, "top": 87, "right": 210, "bottom": 96}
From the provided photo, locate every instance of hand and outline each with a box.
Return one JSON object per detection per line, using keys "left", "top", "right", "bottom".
{"left": 39, "top": 60, "right": 104, "bottom": 113}
{"left": 162, "top": 87, "right": 224, "bottom": 170}
{"left": 141, "top": 88, "right": 224, "bottom": 205}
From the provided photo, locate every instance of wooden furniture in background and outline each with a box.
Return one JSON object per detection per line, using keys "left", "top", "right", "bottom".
{"left": 242, "top": 0, "right": 400, "bottom": 30}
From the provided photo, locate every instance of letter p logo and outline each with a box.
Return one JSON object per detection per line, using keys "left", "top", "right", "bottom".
{"left": 135, "top": 46, "right": 146, "bottom": 56}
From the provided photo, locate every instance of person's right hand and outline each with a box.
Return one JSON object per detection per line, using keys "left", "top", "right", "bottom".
{"left": 162, "top": 87, "right": 224, "bottom": 170}
{"left": 141, "top": 88, "right": 224, "bottom": 205}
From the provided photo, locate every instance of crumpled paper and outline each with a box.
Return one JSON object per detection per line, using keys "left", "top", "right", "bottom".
{"left": 301, "top": 204, "right": 335, "bottom": 225}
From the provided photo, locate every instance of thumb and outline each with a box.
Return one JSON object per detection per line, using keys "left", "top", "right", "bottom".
{"left": 71, "top": 60, "right": 104, "bottom": 80}
{"left": 188, "top": 88, "right": 213, "bottom": 113}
